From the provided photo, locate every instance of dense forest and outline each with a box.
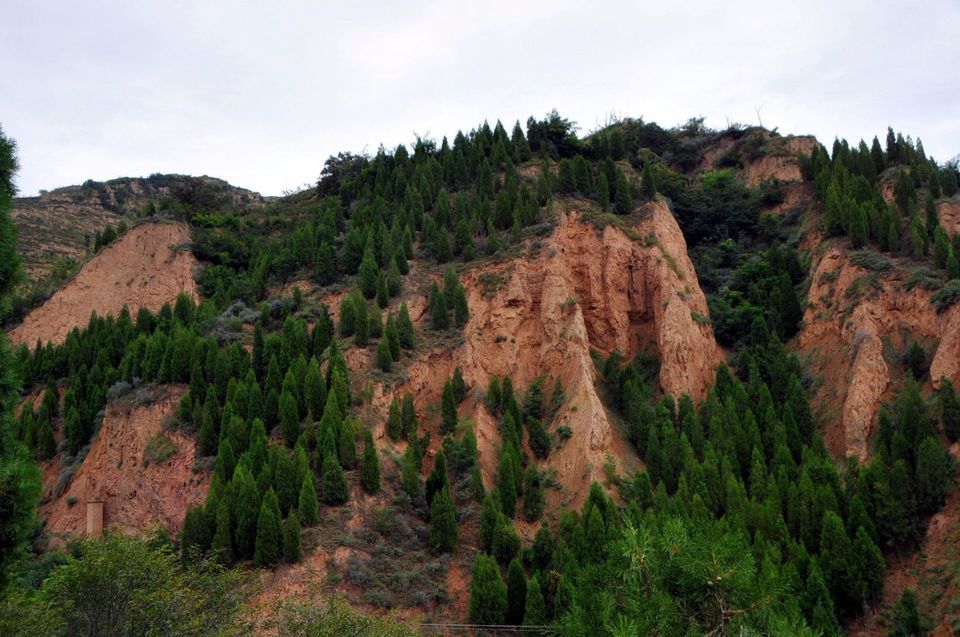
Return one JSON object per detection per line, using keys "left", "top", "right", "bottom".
{"left": 0, "top": 111, "right": 958, "bottom": 636}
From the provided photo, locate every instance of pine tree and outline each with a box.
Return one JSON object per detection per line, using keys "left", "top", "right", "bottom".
{"left": 453, "top": 285, "right": 469, "bottom": 328}
{"left": 401, "top": 445, "right": 423, "bottom": 501}
{"left": 820, "top": 510, "right": 854, "bottom": 613}
{"left": 387, "top": 397, "right": 404, "bottom": 441}
{"left": 385, "top": 314, "right": 401, "bottom": 361}
{"left": 211, "top": 498, "right": 233, "bottom": 565}
{"left": 468, "top": 553, "right": 508, "bottom": 625}
{"left": 522, "top": 467, "right": 545, "bottom": 521}
{"left": 940, "top": 377, "right": 960, "bottom": 441}
{"left": 614, "top": 169, "right": 633, "bottom": 214}
{"left": 470, "top": 464, "right": 486, "bottom": 503}
{"left": 375, "top": 338, "right": 392, "bottom": 372}
{"left": 887, "top": 588, "right": 927, "bottom": 637}
{"left": 505, "top": 556, "right": 527, "bottom": 625}
{"left": 273, "top": 448, "right": 298, "bottom": 515}
{"left": 298, "top": 471, "right": 319, "bottom": 526}
{"left": 320, "top": 453, "right": 349, "bottom": 505}
{"left": 359, "top": 247, "right": 379, "bottom": 299}
{"left": 359, "top": 430, "right": 380, "bottom": 494}
{"left": 283, "top": 510, "right": 302, "bottom": 563}
{"left": 397, "top": 302, "right": 415, "bottom": 349}
{"left": 231, "top": 464, "right": 260, "bottom": 559}
{"left": 254, "top": 489, "right": 282, "bottom": 567}
{"left": 35, "top": 416, "right": 56, "bottom": 460}
{"left": 523, "top": 574, "right": 548, "bottom": 627}
{"left": 441, "top": 381, "right": 458, "bottom": 434}
{"left": 852, "top": 526, "right": 885, "bottom": 604}
{"left": 596, "top": 172, "right": 610, "bottom": 210}
{"left": 279, "top": 391, "right": 300, "bottom": 448}
{"left": 304, "top": 358, "right": 326, "bottom": 420}
{"left": 641, "top": 161, "right": 657, "bottom": 200}
{"left": 429, "top": 283, "right": 449, "bottom": 330}
{"left": 497, "top": 451, "right": 518, "bottom": 519}
{"left": 402, "top": 394, "right": 418, "bottom": 440}
{"left": 805, "top": 561, "right": 842, "bottom": 637}
{"left": 916, "top": 436, "right": 951, "bottom": 514}
{"left": 429, "top": 487, "right": 458, "bottom": 553}
{"left": 526, "top": 417, "right": 552, "bottom": 459}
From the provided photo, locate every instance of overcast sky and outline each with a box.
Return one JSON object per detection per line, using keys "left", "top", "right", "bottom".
{"left": 3, "top": 0, "right": 959, "bottom": 197}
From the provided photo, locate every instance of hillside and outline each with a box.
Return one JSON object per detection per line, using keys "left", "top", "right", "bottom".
{"left": 11, "top": 174, "right": 264, "bottom": 282}
{"left": 4, "top": 115, "right": 960, "bottom": 636}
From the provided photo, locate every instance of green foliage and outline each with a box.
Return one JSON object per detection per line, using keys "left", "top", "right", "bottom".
{"left": 441, "top": 380, "right": 458, "bottom": 434}
{"left": 468, "top": 553, "right": 507, "bottom": 625}
{"left": 298, "top": 472, "right": 319, "bottom": 526}
{"left": 506, "top": 556, "right": 527, "bottom": 625}
{"left": 939, "top": 377, "right": 960, "bottom": 442}
{"left": 283, "top": 511, "right": 302, "bottom": 563}
{"left": 429, "top": 487, "right": 458, "bottom": 554}
{"left": 22, "top": 533, "right": 246, "bottom": 636}
{"left": 886, "top": 588, "right": 928, "bottom": 637}
{"left": 254, "top": 489, "right": 283, "bottom": 567}
{"left": 359, "top": 430, "right": 380, "bottom": 494}
{"left": 320, "top": 453, "right": 348, "bottom": 506}
{"left": 271, "top": 595, "right": 418, "bottom": 637}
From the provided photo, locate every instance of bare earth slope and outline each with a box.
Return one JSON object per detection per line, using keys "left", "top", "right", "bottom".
{"left": 375, "top": 202, "right": 723, "bottom": 510}
{"left": 9, "top": 221, "right": 199, "bottom": 347}
{"left": 798, "top": 243, "right": 960, "bottom": 459}
{"left": 39, "top": 386, "right": 208, "bottom": 542}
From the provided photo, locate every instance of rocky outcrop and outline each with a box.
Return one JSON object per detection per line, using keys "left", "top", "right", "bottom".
{"left": 9, "top": 221, "right": 199, "bottom": 347}
{"left": 377, "top": 202, "right": 722, "bottom": 509}
{"left": 937, "top": 199, "right": 960, "bottom": 236}
{"left": 799, "top": 245, "right": 960, "bottom": 459}
{"left": 39, "top": 386, "right": 207, "bottom": 541}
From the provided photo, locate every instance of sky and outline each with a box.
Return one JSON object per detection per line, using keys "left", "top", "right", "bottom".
{"left": 3, "top": 0, "right": 959, "bottom": 197}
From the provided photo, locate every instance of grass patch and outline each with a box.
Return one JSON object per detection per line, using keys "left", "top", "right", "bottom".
{"left": 143, "top": 433, "right": 176, "bottom": 466}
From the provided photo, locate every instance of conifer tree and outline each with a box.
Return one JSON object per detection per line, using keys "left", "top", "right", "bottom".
{"left": 214, "top": 438, "right": 236, "bottom": 484}
{"left": 425, "top": 450, "right": 449, "bottom": 507}
{"left": 254, "top": 489, "right": 282, "bottom": 567}
{"left": 211, "top": 498, "right": 233, "bottom": 565}
{"left": 273, "top": 448, "right": 298, "bottom": 515}
{"left": 359, "top": 247, "right": 379, "bottom": 299}
{"left": 441, "top": 381, "right": 458, "bottom": 434}
{"left": 430, "top": 283, "right": 449, "bottom": 330}
{"left": 35, "top": 416, "right": 56, "bottom": 460}
{"left": 916, "top": 436, "right": 951, "bottom": 514}
{"left": 453, "top": 285, "right": 469, "bottom": 328}
{"left": 283, "top": 510, "right": 301, "bottom": 563}
{"left": 452, "top": 367, "right": 467, "bottom": 402}
{"left": 470, "top": 463, "right": 486, "bottom": 502}
{"left": 400, "top": 445, "right": 422, "bottom": 501}
{"left": 940, "top": 377, "right": 960, "bottom": 441}
{"left": 597, "top": 172, "right": 610, "bottom": 210}
{"left": 376, "top": 338, "right": 392, "bottom": 372}
{"left": 497, "top": 451, "right": 518, "bottom": 518}
{"left": 298, "top": 471, "right": 319, "bottom": 526}
{"left": 641, "top": 161, "right": 657, "bottom": 200}
{"left": 304, "top": 358, "right": 326, "bottom": 422}
{"left": 247, "top": 418, "right": 269, "bottom": 475}
{"left": 523, "top": 574, "right": 548, "bottom": 627}
{"left": 506, "top": 556, "right": 527, "bottom": 625}
{"left": 429, "top": 487, "right": 458, "bottom": 553}
{"left": 526, "top": 417, "right": 552, "bottom": 459}
{"left": 468, "top": 553, "right": 508, "bottom": 625}
{"left": 387, "top": 397, "right": 404, "bottom": 441}
{"left": 614, "top": 169, "right": 632, "bottom": 214}
{"left": 360, "top": 429, "right": 380, "bottom": 494}
{"left": 888, "top": 589, "right": 927, "bottom": 637}
{"left": 279, "top": 391, "right": 300, "bottom": 448}
{"left": 397, "top": 302, "right": 415, "bottom": 349}
{"left": 231, "top": 464, "right": 260, "bottom": 559}
{"left": 805, "top": 561, "right": 842, "bottom": 637}
{"left": 384, "top": 314, "right": 401, "bottom": 361}
{"left": 320, "top": 452, "right": 349, "bottom": 505}
{"left": 522, "top": 467, "right": 545, "bottom": 521}
{"left": 402, "top": 393, "right": 418, "bottom": 440}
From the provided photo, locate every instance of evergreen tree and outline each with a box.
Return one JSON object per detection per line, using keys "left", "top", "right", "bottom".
{"left": 506, "top": 556, "right": 527, "bottom": 625}
{"left": 211, "top": 498, "right": 233, "bottom": 565}
{"left": 279, "top": 391, "right": 300, "bottom": 448}
{"left": 397, "top": 302, "right": 415, "bottom": 349}
{"left": 320, "top": 452, "right": 349, "bottom": 505}
{"left": 231, "top": 465, "right": 260, "bottom": 559}
{"left": 441, "top": 380, "right": 458, "bottom": 434}
{"left": 35, "top": 416, "right": 56, "bottom": 460}
{"left": 940, "top": 377, "right": 960, "bottom": 442}
{"left": 596, "top": 172, "right": 610, "bottom": 210}
{"left": 916, "top": 436, "right": 951, "bottom": 514}
{"left": 468, "top": 553, "right": 508, "bottom": 625}
{"left": 523, "top": 574, "right": 548, "bottom": 627}
{"left": 359, "top": 247, "right": 379, "bottom": 298}
{"left": 497, "top": 450, "right": 518, "bottom": 519}
{"left": 641, "top": 161, "right": 657, "bottom": 200}
{"left": 254, "top": 489, "right": 282, "bottom": 567}
{"left": 887, "top": 588, "right": 927, "bottom": 637}
{"left": 385, "top": 314, "right": 401, "bottom": 361}
{"left": 470, "top": 464, "right": 486, "bottom": 502}
{"left": 522, "top": 467, "right": 545, "bottom": 521}
{"left": 453, "top": 285, "right": 469, "bottom": 328}
{"left": 375, "top": 338, "right": 392, "bottom": 372}
{"left": 304, "top": 358, "right": 326, "bottom": 421}
{"left": 402, "top": 393, "right": 418, "bottom": 440}
{"left": 298, "top": 471, "right": 319, "bottom": 526}
{"left": 430, "top": 283, "right": 450, "bottom": 330}
{"left": 526, "top": 417, "right": 552, "bottom": 459}
{"left": 429, "top": 487, "right": 458, "bottom": 553}
{"left": 283, "top": 510, "right": 302, "bottom": 563}
{"left": 614, "top": 169, "right": 633, "bottom": 214}
{"left": 360, "top": 429, "right": 380, "bottom": 494}
{"left": 400, "top": 445, "right": 423, "bottom": 501}
{"left": 387, "top": 397, "right": 404, "bottom": 441}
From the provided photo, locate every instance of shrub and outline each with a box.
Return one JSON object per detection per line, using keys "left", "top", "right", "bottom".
{"left": 142, "top": 433, "right": 176, "bottom": 466}
{"left": 931, "top": 280, "right": 960, "bottom": 312}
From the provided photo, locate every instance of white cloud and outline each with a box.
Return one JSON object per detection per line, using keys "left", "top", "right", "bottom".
{"left": 2, "top": 0, "right": 958, "bottom": 196}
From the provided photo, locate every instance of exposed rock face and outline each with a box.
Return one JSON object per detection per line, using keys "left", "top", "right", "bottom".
{"left": 13, "top": 175, "right": 263, "bottom": 281}
{"left": 799, "top": 245, "right": 960, "bottom": 459}
{"left": 9, "top": 221, "right": 199, "bottom": 347}
{"left": 937, "top": 198, "right": 960, "bottom": 236}
{"left": 378, "top": 203, "right": 722, "bottom": 508}
{"left": 39, "top": 386, "right": 207, "bottom": 541}
{"left": 742, "top": 136, "right": 817, "bottom": 187}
